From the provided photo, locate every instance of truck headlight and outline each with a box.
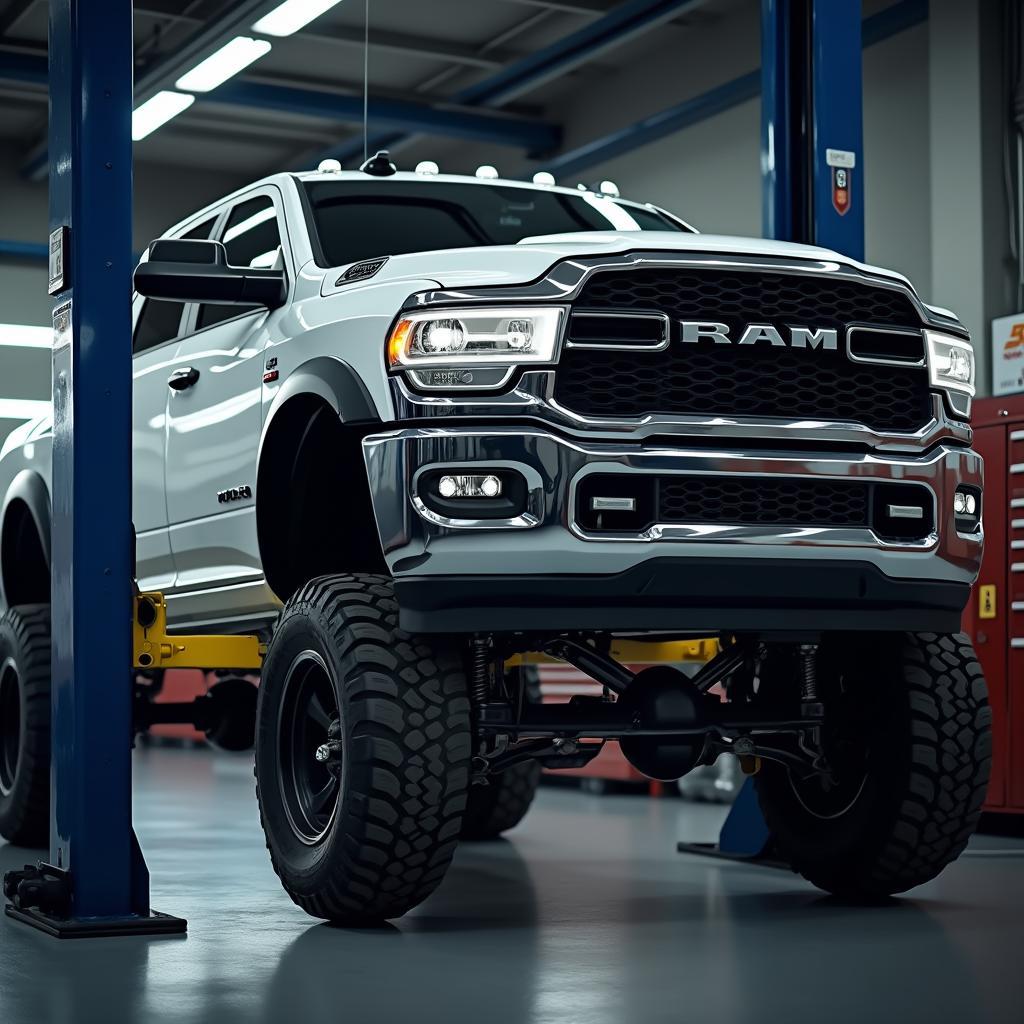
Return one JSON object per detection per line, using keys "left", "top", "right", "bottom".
{"left": 387, "top": 307, "right": 565, "bottom": 368}
{"left": 926, "top": 330, "right": 975, "bottom": 396}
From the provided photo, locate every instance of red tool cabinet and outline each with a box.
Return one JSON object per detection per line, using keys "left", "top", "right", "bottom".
{"left": 964, "top": 395, "right": 1024, "bottom": 812}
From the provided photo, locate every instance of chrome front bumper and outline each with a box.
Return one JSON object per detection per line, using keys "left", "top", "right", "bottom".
{"left": 362, "top": 426, "right": 982, "bottom": 634}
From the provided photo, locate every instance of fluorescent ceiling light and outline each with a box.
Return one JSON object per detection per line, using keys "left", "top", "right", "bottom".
{"left": 176, "top": 36, "right": 272, "bottom": 93}
{"left": 132, "top": 91, "right": 195, "bottom": 141}
{"left": 0, "top": 399, "right": 50, "bottom": 421}
{"left": 0, "top": 324, "right": 52, "bottom": 349}
{"left": 253, "top": 0, "right": 345, "bottom": 37}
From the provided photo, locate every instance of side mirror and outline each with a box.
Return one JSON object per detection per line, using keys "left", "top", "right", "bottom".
{"left": 133, "top": 238, "right": 287, "bottom": 309}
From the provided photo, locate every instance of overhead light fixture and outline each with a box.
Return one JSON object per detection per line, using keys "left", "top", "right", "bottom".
{"left": 176, "top": 36, "right": 272, "bottom": 93}
{"left": 253, "top": 0, "right": 345, "bottom": 37}
{"left": 132, "top": 91, "right": 195, "bottom": 141}
{"left": 0, "top": 324, "right": 52, "bottom": 349}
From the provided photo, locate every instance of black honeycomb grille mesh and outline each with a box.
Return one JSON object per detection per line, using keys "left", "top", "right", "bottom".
{"left": 555, "top": 268, "right": 931, "bottom": 431}
{"left": 658, "top": 476, "right": 869, "bottom": 528}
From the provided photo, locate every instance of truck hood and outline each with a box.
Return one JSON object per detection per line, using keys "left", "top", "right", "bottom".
{"left": 319, "top": 230, "right": 915, "bottom": 297}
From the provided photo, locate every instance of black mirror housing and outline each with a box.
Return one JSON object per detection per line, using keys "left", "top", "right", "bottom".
{"left": 134, "top": 238, "right": 287, "bottom": 309}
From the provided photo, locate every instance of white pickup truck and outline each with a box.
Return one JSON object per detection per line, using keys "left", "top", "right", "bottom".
{"left": 0, "top": 154, "right": 991, "bottom": 924}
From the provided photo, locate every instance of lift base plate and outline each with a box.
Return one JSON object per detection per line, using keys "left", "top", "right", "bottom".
{"left": 5, "top": 905, "right": 187, "bottom": 939}
{"left": 675, "top": 841, "right": 789, "bottom": 871}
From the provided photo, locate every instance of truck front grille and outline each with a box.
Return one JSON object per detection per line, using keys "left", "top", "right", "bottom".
{"left": 554, "top": 268, "right": 932, "bottom": 432}
{"left": 576, "top": 473, "right": 934, "bottom": 541}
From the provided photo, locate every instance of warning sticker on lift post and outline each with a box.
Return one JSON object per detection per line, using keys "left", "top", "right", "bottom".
{"left": 979, "top": 584, "right": 997, "bottom": 620}
{"left": 826, "top": 149, "right": 856, "bottom": 217}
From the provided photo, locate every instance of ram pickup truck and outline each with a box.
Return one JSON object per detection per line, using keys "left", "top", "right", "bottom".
{"left": 0, "top": 153, "right": 990, "bottom": 924}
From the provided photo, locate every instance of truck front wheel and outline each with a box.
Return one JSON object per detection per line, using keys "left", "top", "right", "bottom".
{"left": 755, "top": 632, "right": 991, "bottom": 898}
{"left": 255, "top": 574, "right": 472, "bottom": 924}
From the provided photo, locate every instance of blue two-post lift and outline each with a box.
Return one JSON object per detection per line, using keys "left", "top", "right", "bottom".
{"left": 3, "top": 0, "right": 185, "bottom": 937}
{"left": 681, "top": 0, "right": 866, "bottom": 863}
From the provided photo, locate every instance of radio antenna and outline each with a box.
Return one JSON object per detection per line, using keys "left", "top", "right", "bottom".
{"left": 362, "top": 0, "right": 370, "bottom": 165}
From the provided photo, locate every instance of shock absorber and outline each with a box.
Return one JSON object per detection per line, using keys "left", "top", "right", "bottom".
{"left": 469, "top": 636, "right": 491, "bottom": 706}
{"left": 799, "top": 643, "right": 819, "bottom": 702}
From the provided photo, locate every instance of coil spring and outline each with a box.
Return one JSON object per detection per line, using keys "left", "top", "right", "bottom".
{"left": 470, "top": 638, "right": 490, "bottom": 705}
{"left": 799, "top": 644, "right": 819, "bottom": 702}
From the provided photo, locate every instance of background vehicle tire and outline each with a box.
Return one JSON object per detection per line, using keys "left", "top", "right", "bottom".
{"left": 755, "top": 632, "right": 991, "bottom": 899}
{"left": 462, "top": 666, "right": 542, "bottom": 840}
{"left": 255, "top": 574, "right": 471, "bottom": 924}
{"left": 0, "top": 605, "right": 51, "bottom": 847}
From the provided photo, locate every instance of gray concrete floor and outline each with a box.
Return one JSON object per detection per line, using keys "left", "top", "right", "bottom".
{"left": 1, "top": 746, "right": 1022, "bottom": 1024}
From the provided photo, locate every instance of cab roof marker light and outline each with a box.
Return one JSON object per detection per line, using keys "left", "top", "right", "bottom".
{"left": 476, "top": 165, "right": 499, "bottom": 180}
{"left": 532, "top": 171, "right": 556, "bottom": 186}
{"left": 599, "top": 180, "right": 620, "bottom": 197}
{"left": 132, "top": 91, "right": 195, "bottom": 141}
{"left": 175, "top": 36, "right": 272, "bottom": 93}
{"left": 317, "top": 158, "right": 342, "bottom": 172}
{"left": 415, "top": 160, "right": 439, "bottom": 175}
{"left": 252, "top": 0, "right": 345, "bottom": 37}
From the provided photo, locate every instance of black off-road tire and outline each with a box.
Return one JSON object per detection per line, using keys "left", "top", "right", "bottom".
{"left": 255, "top": 574, "right": 472, "bottom": 924}
{"left": 0, "top": 605, "right": 51, "bottom": 847}
{"left": 756, "top": 632, "right": 991, "bottom": 899}
{"left": 462, "top": 666, "right": 542, "bottom": 840}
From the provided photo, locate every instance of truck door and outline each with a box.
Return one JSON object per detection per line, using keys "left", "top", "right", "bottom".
{"left": 163, "top": 191, "right": 286, "bottom": 597}
{"left": 131, "top": 293, "right": 185, "bottom": 593}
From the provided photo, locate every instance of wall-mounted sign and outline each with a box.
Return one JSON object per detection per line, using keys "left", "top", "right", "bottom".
{"left": 992, "top": 312, "right": 1024, "bottom": 396}
{"left": 48, "top": 226, "right": 69, "bottom": 295}
{"left": 826, "top": 149, "right": 856, "bottom": 218}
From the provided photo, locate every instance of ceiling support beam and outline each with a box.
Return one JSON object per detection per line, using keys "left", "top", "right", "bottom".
{"left": 212, "top": 80, "right": 560, "bottom": 151}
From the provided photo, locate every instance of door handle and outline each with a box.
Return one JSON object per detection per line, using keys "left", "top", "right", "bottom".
{"left": 168, "top": 367, "right": 200, "bottom": 391}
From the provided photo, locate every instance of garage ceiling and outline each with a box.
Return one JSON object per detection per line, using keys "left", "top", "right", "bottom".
{"left": 0, "top": 0, "right": 737, "bottom": 178}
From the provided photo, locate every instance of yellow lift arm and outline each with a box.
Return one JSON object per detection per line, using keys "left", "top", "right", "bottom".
{"left": 133, "top": 593, "right": 265, "bottom": 670}
{"left": 133, "top": 591, "right": 718, "bottom": 672}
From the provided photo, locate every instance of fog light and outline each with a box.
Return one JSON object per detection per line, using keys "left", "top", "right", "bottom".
{"left": 438, "top": 474, "right": 502, "bottom": 499}
{"left": 954, "top": 490, "right": 977, "bottom": 516}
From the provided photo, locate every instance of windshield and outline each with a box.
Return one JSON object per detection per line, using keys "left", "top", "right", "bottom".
{"left": 302, "top": 180, "right": 692, "bottom": 267}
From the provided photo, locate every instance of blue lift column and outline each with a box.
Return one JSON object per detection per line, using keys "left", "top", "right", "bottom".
{"left": 2, "top": 0, "right": 184, "bottom": 938}
{"left": 680, "top": 0, "right": 865, "bottom": 864}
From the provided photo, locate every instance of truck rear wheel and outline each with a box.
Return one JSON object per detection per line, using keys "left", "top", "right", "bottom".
{"left": 0, "top": 605, "right": 51, "bottom": 847}
{"left": 755, "top": 632, "right": 991, "bottom": 898}
{"left": 255, "top": 574, "right": 471, "bottom": 924}
{"left": 462, "top": 666, "right": 542, "bottom": 840}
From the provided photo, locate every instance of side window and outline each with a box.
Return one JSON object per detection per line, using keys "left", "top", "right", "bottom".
{"left": 197, "top": 195, "right": 281, "bottom": 332}
{"left": 133, "top": 299, "right": 186, "bottom": 355}
{"left": 132, "top": 216, "right": 217, "bottom": 355}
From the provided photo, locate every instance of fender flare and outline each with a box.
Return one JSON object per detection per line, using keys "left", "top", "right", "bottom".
{"left": 257, "top": 355, "right": 379, "bottom": 466}
{"left": 0, "top": 469, "right": 51, "bottom": 608}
